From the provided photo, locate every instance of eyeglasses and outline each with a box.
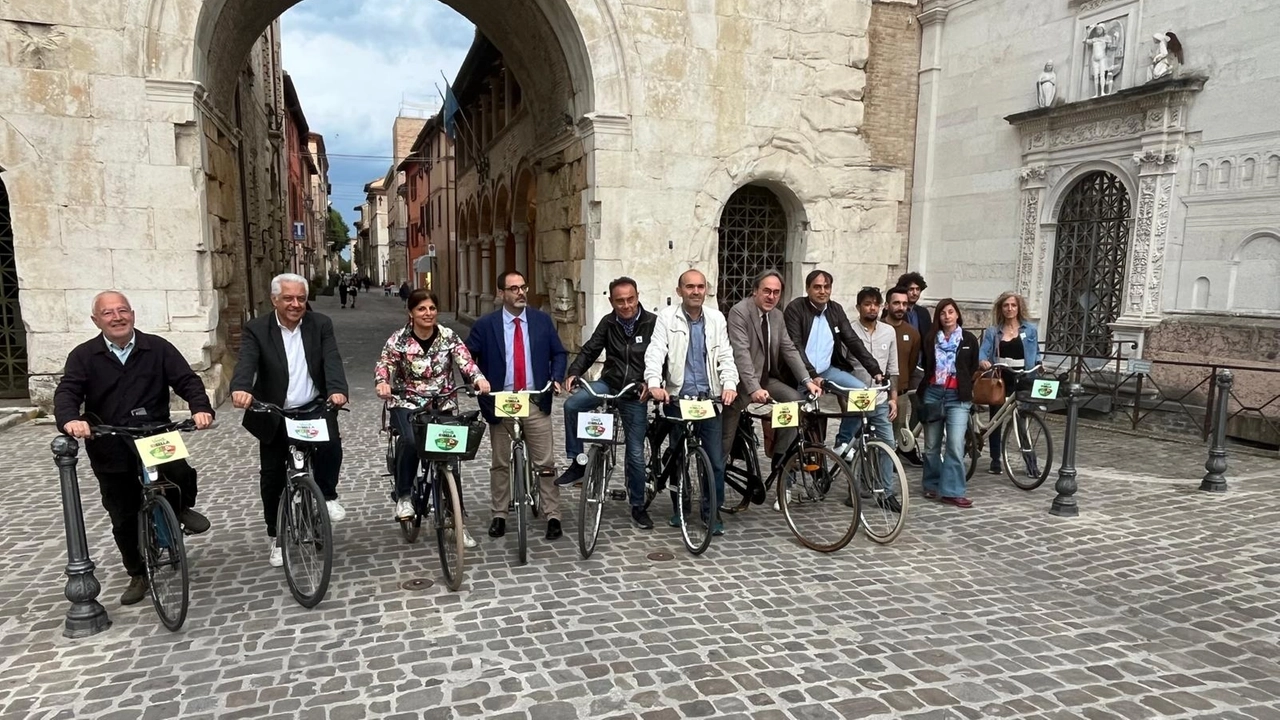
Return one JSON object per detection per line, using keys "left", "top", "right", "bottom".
{"left": 98, "top": 309, "right": 134, "bottom": 319}
{"left": 758, "top": 288, "right": 782, "bottom": 297}
{"left": 503, "top": 284, "right": 529, "bottom": 293}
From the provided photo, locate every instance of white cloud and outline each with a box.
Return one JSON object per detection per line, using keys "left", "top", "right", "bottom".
{"left": 280, "top": 0, "right": 473, "bottom": 213}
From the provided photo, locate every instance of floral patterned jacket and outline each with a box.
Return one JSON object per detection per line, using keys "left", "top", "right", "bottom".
{"left": 374, "top": 324, "right": 485, "bottom": 411}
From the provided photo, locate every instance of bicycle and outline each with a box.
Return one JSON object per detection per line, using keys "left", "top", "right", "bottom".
{"left": 570, "top": 380, "right": 642, "bottom": 559}
{"left": 964, "top": 364, "right": 1056, "bottom": 490}
{"left": 491, "top": 381, "right": 556, "bottom": 565}
{"left": 737, "top": 395, "right": 862, "bottom": 553}
{"left": 248, "top": 399, "right": 346, "bottom": 608}
{"left": 91, "top": 419, "right": 200, "bottom": 631}
{"left": 644, "top": 396, "right": 722, "bottom": 555}
{"left": 823, "top": 381, "right": 909, "bottom": 544}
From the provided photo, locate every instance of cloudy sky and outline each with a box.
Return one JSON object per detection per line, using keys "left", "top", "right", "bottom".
{"left": 281, "top": 0, "right": 474, "bottom": 235}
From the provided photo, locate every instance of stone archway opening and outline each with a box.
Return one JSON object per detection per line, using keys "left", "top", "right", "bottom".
{"left": 0, "top": 174, "right": 29, "bottom": 399}
{"left": 716, "top": 185, "right": 791, "bottom": 313}
{"left": 1046, "top": 170, "right": 1133, "bottom": 356}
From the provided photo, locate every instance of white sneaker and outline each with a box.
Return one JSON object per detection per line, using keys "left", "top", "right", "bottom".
{"left": 833, "top": 442, "right": 850, "bottom": 459}
{"left": 772, "top": 497, "right": 781, "bottom": 512}
{"left": 395, "top": 498, "right": 414, "bottom": 520}
{"left": 268, "top": 541, "right": 283, "bottom": 568}
{"left": 326, "top": 500, "right": 346, "bottom": 522}
{"left": 461, "top": 527, "right": 478, "bottom": 549}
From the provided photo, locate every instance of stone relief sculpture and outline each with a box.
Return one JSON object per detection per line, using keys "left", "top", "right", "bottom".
{"left": 1149, "top": 31, "right": 1183, "bottom": 81}
{"left": 1083, "top": 20, "right": 1126, "bottom": 97}
{"left": 1037, "top": 61, "right": 1057, "bottom": 107}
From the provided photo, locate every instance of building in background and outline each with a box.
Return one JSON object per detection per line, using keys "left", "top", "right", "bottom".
{"left": 402, "top": 113, "right": 457, "bottom": 307}
{"left": 357, "top": 177, "right": 389, "bottom": 283}
{"left": 282, "top": 73, "right": 321, "bottom": 283}
{"left": 306, "top": 132, "right": 333, "bottom": 281}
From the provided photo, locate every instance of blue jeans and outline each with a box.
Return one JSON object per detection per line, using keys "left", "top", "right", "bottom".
{"left": 666, "top": 404, "right": 725, "bottom": 520}
{"left": 862, "top": 401, "right": 898, "bottom": 497}
{"left": 921, "top": 386, "right": 970, "bottom": 498}
{"left": 812, "top": 367, "right": 866, "bottom": 446}
{"left": 390, "top": 408, "right": 463, "bottom": 509}
{"left": 563, "top": 382, "right": 649, "bottom": 509}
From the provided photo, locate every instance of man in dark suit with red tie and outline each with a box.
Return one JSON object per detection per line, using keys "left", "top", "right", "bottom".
{"left": 465, "top": 269, "right": 568, "bottom": 540}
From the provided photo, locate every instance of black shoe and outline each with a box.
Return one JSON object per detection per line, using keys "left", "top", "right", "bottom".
{"left": 120, "top": 576, "right": 149, "bottom": 605}
{"left": 879, "top": 495, "right": 903, "bottom": 513}
{"left": 545, "top": 518, "right": 562, "bottom": 540}
{"left": 179, "top": 508, "right": 211, "bottom": 535}
{"left": 631, "top": 507, "right": 654, "bottom": 530}
{"left": 988, "top": 462, "right": 1003, "bottom": 475}
{"left": 899, "top": 448, "right": 923, "bottom": 467}
{"left": 488, "top": 518, "right": 506, "bottom": 537}
{"left": 555, "top": 464, "right": 585, "bottom": 487}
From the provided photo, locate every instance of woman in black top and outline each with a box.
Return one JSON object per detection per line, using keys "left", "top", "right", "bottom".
{"left": 917, "top": 299, "right": 981, "bottom": 507}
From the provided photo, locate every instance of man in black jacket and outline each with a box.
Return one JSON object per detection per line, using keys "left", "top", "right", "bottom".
{"left": 783, "top": 270, "right": 884, "bottom": 452}
{"left": 230, "top": 273, "right": 348, "bottom": 567}
{"left": 554, "top": 277, "right": 658, "bottom": 529}
{"left": 55, "top": 291, "right": 215, "bottom": 605}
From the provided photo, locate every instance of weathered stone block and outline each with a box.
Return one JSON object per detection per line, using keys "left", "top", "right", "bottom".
{"left": 60, "top": 205, "right": 153, "bottom": 249}
{"left": 16, "top": 246, "right": 114, "bottom": 290}
{"left": 111, "top": 250, "right": 199, "bottom": 290}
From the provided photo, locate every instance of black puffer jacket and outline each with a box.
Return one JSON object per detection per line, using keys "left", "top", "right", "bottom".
{"left": 567, "top": 308, "right": 659, "bottom": 392}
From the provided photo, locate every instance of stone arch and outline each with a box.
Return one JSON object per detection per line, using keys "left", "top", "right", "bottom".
{"left": 512, "top": 164, "right": 539, "bottom": 301}
{"left": 188, "top": 0, "right": 630, "bottom": 134}
{"left": 715, "top": 184, "right": 796, "bottom": 313}
{"left": 1241, "top": 157, "right": 1258, "bottom": 187}
{"left": 1216, "top": 159, "right": 1232, "bottom": 189}
{"left": 1266, "top": 155, "right": 1280, "bottom": 186}
{"left": 1193, "top": 162, "right": 1210, "bottom": 193}
{"left": 1230, "top": 231, "right": 1280, "bottom": 313}
{"left": 1042, "top": 159, "right": 1138, "bottom": 225}
{"left": 493, "top": 181, "right": 514, "bottom": 279}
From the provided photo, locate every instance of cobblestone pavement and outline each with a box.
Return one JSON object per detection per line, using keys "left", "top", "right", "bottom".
{"left": 2, "top": 293, "right": 1278, "bottom": 720}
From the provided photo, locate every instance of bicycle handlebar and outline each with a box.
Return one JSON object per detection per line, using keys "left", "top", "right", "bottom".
{"left": 653, "top": 397, "right": 725, "bottom": 421}
{"left": 249, "top": 399, "right": 349, "bottom": 417}
{"left": 92, "top": 418, "right": 198, "bottom": 439}
{"left": 817, "top": 380, "right": 894, "bottom": 394}
{"left": 573, "top": 380, "right": 642, "bottom": 401}
{"left": 992, "top": 363, "right": 1045, "bottom": 376}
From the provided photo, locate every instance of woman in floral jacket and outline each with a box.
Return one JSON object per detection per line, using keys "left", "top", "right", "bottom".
{"left": 375, "top": 289, "right": 489, "bottom": 539}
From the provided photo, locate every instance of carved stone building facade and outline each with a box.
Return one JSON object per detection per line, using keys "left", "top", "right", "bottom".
{"left": 1, "top": 0, "right": 922, "bottom": 401}
{"left": 911, "top": 0, "right": 1280, "bottom": 370}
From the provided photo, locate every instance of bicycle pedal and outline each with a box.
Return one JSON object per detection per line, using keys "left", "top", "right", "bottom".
{"left": 609, "top": 489, "right": 627, "bottom": 501}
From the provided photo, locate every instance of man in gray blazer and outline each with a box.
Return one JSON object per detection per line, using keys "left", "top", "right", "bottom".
{"left": 724, "top": 270, "right": 822, "bottom": 471}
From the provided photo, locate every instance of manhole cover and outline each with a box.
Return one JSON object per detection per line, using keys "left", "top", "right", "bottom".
{"left": 400, "top": 578, "right": 434, "bottom": 591}
{"left": 646, "top": 552, "right": 675, "bottom": 562}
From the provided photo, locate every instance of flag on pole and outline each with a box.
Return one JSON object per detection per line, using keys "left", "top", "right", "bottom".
{"left": 442, "top": 82, "right": 460, "bottom": 141}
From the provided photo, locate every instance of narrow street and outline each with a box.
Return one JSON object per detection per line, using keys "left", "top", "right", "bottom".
{"left": 0, "top": 291, "right": 1277, "bottom": 719}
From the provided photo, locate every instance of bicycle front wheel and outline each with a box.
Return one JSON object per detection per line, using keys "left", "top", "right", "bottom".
{"left": 138, "top": 495, "right": 189, "bottom": 631}
{"left": 434, "top": 466, "right": 466, "bottom": 591}
{"left": 964, "top": 423, "right": 980, "bottom": 480}
{"left": 278, "top": 475, "right": 333, "bottom": 608}
{"left": 779, "top": 445, "right": 859, "bottom": 552}
{"left": 856, "top": 440, "right": 909, "bottom": 545}
{"left": 578, "top": 449, "right": 607, "bottom": 559}
{"left": 677, "top": 446, "right": 717, "bottom": 555}
{"left": 1004, "top": 411, "right": 1054, "bottom": 490}
{"left": 513, "top": 447, "right": 529, "bottom": 565}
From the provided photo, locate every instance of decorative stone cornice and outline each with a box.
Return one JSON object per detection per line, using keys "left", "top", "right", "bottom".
{"left": 1018, "top": 164, "right": 1047, "bottom": 182}
{"left": 918, "top": 7, "right": 949, "bottom": 26}
{"left": 1131, "top": 149, "right": 1178, "bottom": 167}
{"left": 1005, "top": 76, "right": 1206, "bottom": 131}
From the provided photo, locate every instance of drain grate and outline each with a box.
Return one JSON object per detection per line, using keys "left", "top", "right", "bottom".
{"left": 400, "top": 578, "right": 434, "bottom": 591}
{"left": 646, "top": 552, "right": 675, "bottom": 562}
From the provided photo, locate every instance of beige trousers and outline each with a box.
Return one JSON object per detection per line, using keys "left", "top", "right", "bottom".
{"left": 488, "top": 406, "right": 560, "bottom": 520}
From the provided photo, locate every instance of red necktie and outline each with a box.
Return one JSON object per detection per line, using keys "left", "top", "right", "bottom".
{"left": 512, "top": 318, "right": 527, "bottom": 391}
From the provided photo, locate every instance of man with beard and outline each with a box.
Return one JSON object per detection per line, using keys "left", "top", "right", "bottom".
{"left": 896, "top": 271, "right": 931, "bottom": 338}
{"left": 845, "top": 287, "right": 902, "bottom": 512}
{"left": 883, "top": 286, "right": 923, "bottom": 466}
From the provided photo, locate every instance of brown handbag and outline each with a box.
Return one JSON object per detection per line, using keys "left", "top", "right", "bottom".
{"left": 972, "top": 369, "right": 1005, "bottom": 406}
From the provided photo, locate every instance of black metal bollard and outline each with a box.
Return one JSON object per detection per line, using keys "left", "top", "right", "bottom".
{"left": 1199, "top": 369, "right": 1233, "bottom": 493}
{"left": 52, "top": 436, "right": 112, "bottom": 638}
{"left": 1050, "top": 382, "right": 1083, "bottom": 517}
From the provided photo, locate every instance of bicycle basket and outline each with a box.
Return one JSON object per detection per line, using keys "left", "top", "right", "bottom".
{"left": 412, "top": 411, "right": 487, "bottom": 461}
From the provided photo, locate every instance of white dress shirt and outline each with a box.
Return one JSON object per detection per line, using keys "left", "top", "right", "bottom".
{"left": 277, "top": 314, "right": 319, "bottom": 409}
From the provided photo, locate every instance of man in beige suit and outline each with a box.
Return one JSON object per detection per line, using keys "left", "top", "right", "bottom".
{"left": 724, "top": 270, "right": 822, "bottom": 472}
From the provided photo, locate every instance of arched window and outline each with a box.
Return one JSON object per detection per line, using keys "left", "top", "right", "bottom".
{"left": 0, "top": 175, "right": 29, "bottom": 397}
{"left": 1047, "top": 171, "right": 1132, "bottom": 356}
{"left": 717, "top": 185, "right": 788, "bottom": 312}
{"left": 1233, "top": 234, "right": 1280, "bottom": 312}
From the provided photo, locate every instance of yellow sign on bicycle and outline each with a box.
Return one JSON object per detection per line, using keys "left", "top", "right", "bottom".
{"left": 678, "top": 399, "right": 716, "bottom": 421}
{"left": 771, "top": 402, "right": 799, "bottom": 428}
{"left": 846, "top": 389, "right": 878, "bottom": 413}
{"left": 492, "top": 392, "right": 531, "bottom": 418}
{"left": 1031, "top": 379, "right": 1060, "bottom": 400}
{"left": 134, "top": 432, "right": 190, "bottom": 468}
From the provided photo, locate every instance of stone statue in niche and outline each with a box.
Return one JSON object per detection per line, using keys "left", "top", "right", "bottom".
{"left": 1083, "top": 20, "right": 1126, "bottom": 97}
{"left": 1037, "top": 61, "right": 1058, "bottom": 107}
{"left": 1149, "top": 31, "right": 1183, "bottom": 81}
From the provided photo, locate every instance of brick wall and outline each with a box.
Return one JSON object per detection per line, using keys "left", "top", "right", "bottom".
{"left": 863, "top": 1, "right": 922, "bottom": 281}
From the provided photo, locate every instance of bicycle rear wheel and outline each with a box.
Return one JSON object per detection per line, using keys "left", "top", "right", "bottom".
{"left": 721, "top": 431, "right": 761, "bottom": 514}
{"left": 677, "top": 446, "right": 717, "bottom": 555}
{"left": 138, "top": 495, "right": 188, "bottom": 631}
{"left": 779, "top": 445, "right": 859, "bottom": 552}
{"left": 856, "top": 440, "right": 909, "bottom": 544}
{"left": 964, "top": 424, "right": 980, "bottom": 480}
{"left": 434, "top": 466, "right": 466, "bottom": 590}
{"left": 278, "top": 474, "right": 333, "bottom": 608}
{"left": 513, "top": 447, "right": 529, "bottom": 565}
{"left": 1003, "top": 411, "right": 1054, "bottom": 490}
{"left": 578, "top": 448, "right": 607, "bottom": 559}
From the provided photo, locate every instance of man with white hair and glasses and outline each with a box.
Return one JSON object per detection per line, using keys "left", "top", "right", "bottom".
{"left": 231, "top": 274, "right": 349, "bottom": 567}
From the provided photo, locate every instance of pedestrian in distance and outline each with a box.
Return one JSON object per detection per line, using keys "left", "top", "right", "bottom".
{"left": 555, "top": 277, "right": 658, "bottom": 530}
{"left": 346, "top": 275, "right": 359, "bottom": 308}
{"left": 54, "top": 291, "right": 215, "bottom": 605}
{"left": 918, "top": 298, "right": 980, "bottom": 508}
{"left": 338, "top": 276, "right": 349, "bottom": 308}
{"left": 977, "top": 291, "right": 1040, "bottom": 475}
{"left": 230, "top": 273, "right": 350, "bottom": 567}
{"left": 465, "top": 269, "right": 569, "bottom": 541}
{"left": 399, "top": 281, "right": 411, "bottom": 305}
